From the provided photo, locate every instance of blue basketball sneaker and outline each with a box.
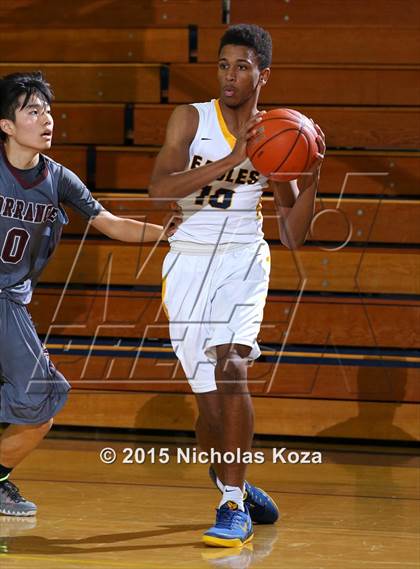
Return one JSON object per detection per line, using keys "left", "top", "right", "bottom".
{"left": 209, "top": 467, "right": 280, "bottom": 525}
{"left": 203, "top": 501, "right": 254, "bottom": 548}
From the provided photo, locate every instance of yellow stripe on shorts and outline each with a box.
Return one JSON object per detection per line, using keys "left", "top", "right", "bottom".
{"left": 161, "top": 276, "right": 169, "bottom": 319}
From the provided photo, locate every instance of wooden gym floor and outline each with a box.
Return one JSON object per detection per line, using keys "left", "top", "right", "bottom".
{"left": 0, "top": 434, "right": 418, "bottom": 569}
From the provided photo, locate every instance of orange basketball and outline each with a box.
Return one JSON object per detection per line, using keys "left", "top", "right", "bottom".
{"left": 246, "top": 108, "right": 319, "bottom": 181}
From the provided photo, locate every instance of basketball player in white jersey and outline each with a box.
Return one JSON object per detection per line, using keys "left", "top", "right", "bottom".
{"left": 149, "top": 24, "right": 325, "bottom": 547}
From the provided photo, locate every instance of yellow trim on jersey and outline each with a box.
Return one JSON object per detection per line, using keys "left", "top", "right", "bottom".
{"left": 214, "top": 99, "right": 236, "bottom": 150}
{"left": 256, "top": 197, "right": 263, "bottom": 220}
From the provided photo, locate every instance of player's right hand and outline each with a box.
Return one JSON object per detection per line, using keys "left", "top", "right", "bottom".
{"left": 230, "top": 111, "right": 266, "bottom": 165}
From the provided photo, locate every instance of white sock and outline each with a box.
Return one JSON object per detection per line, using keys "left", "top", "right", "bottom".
{"left": 216, "top": 473, "right": 245, "bottom": 495}
{"left": 219, "top": 485, "right": 245, "bottom": 511}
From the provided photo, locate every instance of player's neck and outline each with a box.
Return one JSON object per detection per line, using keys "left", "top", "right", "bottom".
{"left": 218, "top": 98, "right": 259, "bottom": 136}
{"left": 3, "top": 139, "right": 40, "bottom": 170}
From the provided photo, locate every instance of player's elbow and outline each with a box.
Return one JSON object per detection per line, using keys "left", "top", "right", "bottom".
{"left": 148, "top": 182, "right": 162, "bottom": 198}
{"left": 148, "top": 179, "right": 170, "bottom": 199}
{"left": 91, "top": 211, "right": 122, "bottom": 241}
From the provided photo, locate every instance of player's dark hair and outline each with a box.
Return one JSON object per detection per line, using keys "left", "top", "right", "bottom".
{"left": 218, "top": 24, "right": 272, "bottom": 70}
{"left": 0, "top": 72, "right": 53, "bottom": 141}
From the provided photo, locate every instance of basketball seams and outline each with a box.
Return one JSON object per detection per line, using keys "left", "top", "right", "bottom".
{"left": 300, "top": 128, "right": 316, "bottom": 172}
{"left": 248, "top": 126, "right": 301, "bottom": 162}
{"left": 273, "top": 122, "right": 306, "bottom": 175}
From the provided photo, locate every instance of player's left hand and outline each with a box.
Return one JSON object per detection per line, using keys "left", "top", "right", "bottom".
{"left": 297, "top": 121, "right": 326, "bottom": 193}
{"left": 163, "top": 202, "right": 182, "bottom": 238}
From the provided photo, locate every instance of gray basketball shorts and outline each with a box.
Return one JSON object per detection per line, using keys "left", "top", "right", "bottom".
{"left": 0, "top": 296, "right": 71, "bottom": 424}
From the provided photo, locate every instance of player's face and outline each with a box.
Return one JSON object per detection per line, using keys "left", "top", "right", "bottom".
{"left": 218, "top": 45, "right": 269, "bottom": 108}
{"left": 5, "top": 94, "right": 54, "bottom": 151}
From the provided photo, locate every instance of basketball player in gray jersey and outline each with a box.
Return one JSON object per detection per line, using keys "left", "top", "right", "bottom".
{"left": 0, "top": 72, "right": 174, "bottom": 516}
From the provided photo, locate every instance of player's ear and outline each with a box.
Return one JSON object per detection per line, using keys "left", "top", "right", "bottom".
{"left": 0, "top": 118, "right": 14, "bottom": 137}
{"left": 259, "top": 68, "right": 270, "bottom": 86}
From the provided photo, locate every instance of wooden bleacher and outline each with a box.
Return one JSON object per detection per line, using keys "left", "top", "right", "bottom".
{"left": 197, "top": 26, "right": 420, "bottom": 64}
{"left": 2, "top": 1, "right": 418, "bottom": 440}
{"left": 0, "top": 1, "right": 223, "bottom": 27}
{"left": 54, "top": 193, "right": 420, "bottom": 245}
{"left": 31, "top": 287, "right": 420, "bottom": 349}
{"left": 0, "top": 28, "right": 190, "bottom": 63}
{"left": 228, "top": 1, "right": 420, "bottom": 27}
{"left": 133, "top": 105, "right": 420, "bottom": 148}
{"left": 0, "top": 64, "right": 162, "bottom": 103}
{"left": 168, "top": 63, "right": 419, "bottom": 106}
{"left": 53, "top": 104, "right": 125, "bottom": 145}
{"left": 36, "top": 240, "right": 419, "bottom": 295}
{"left": 48, "top": 146, "right": 420, "bottom": 195}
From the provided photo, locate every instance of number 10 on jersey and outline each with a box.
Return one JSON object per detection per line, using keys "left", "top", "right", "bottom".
{"left": 195, "top": 186, "right": 235, "bottom": 210}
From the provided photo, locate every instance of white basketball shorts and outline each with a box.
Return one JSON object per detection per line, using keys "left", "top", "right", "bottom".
{"left": 162, "top": 240, "right": 270, "bottom": 393}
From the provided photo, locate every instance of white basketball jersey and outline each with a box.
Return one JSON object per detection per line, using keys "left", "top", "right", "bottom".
{"left": 170, "top": 99, "right": 268, "bottom": 245}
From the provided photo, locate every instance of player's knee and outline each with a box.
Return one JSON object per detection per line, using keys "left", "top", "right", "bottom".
{"left": 216, "top": 351, "right": 249, "bottom": 390}
{"left": 216, "top": 349, "right": 248, "bottom": 381}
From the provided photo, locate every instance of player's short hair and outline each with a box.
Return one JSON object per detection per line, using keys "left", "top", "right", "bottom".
{"left": 218, "top": 24, "right": 272, "bottom": 70}
{"left": 0, "top": 72, "right": 53, "bottom": 140}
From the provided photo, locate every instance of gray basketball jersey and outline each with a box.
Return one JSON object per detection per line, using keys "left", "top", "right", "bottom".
{"left": 0, "top": 145, "right": 103, "bottom": 304}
